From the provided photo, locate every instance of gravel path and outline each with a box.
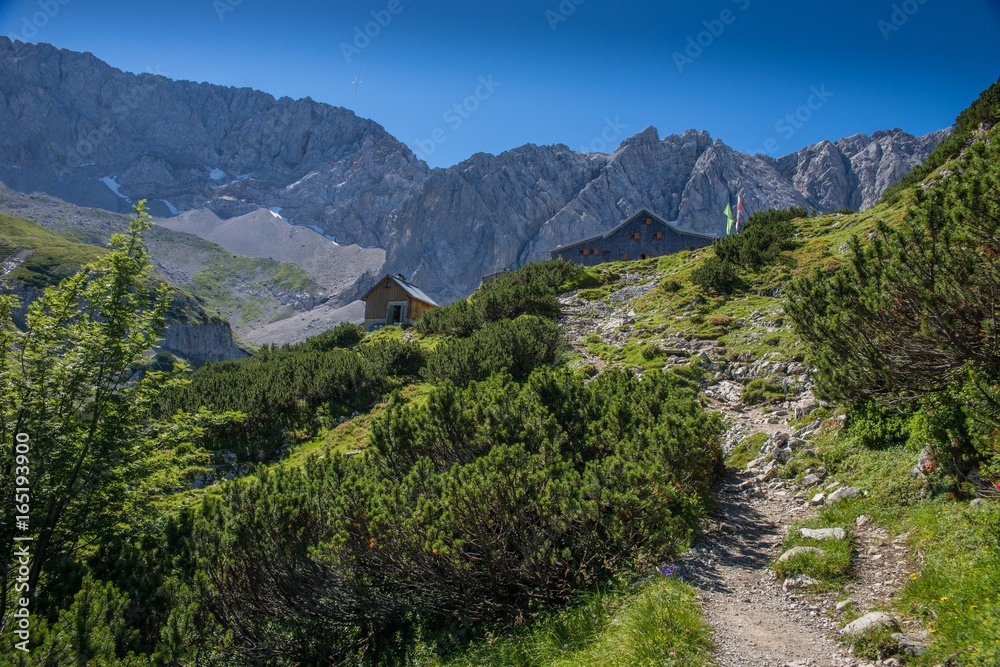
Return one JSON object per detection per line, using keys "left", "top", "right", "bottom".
{"left": 679, "top": 467, "right": 852, "bottom": 667}
{"left": 556, "top": 283, "right": 913, "bottom": 667}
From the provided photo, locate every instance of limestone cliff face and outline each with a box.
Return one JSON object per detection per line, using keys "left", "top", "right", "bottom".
{"left": 161, "top": 322, "right": 249, "bottom": 364}
{"left": 774, "top": 129, "right": 951, "bottom": 211}
{"left": 0, "top": 38, "right": 947, "bottom": 305}
{"left": 380, "top": 128, "right": 945, "bottom": 301}
{"left": 0, "top": 37, "right": 427, "bottom": 249}
{"left": 0, "top": 282, "right": 244, "bottom": 364}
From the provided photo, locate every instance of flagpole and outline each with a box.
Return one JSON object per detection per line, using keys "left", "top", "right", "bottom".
{"left": 736, "top": 192, "right": 742, "bottom": 233}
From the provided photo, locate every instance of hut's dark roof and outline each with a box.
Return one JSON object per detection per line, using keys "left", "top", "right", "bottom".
{"left": 551, "top": 209, "right": 717, "bottom": 251}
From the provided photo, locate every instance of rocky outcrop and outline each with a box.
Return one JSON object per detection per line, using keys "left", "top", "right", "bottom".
{"left": 161, "top": 322, "right": 249, "bottom": 364}
{"left": 774, "top": 129, "right": 950, "bottom": 211}
{"left": 0, "top": 38, "right": 947, "bottom": 305}
{"left": 1, "top": 280, "right": 247, "bottom": 364}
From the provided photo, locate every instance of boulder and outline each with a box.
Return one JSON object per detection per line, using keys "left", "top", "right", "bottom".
{"left": 891, "top": 632, "right": 928, "bottom": 656}
{"left": 786, "top": 437, "right": 807, "bottom": 451}
{"left": 840, "top": 612, "right": 898, "bottom": 637}
{"left": 801, "top": 474, "right": 822, "bottom": 487}
{"left": 827, "top": 486, "right": 861, "bottom": 504}
{"left": 777, "top": 546, "right": 825, "bottom": 562}
{"left": 800, "top": 527, "right": 846, "bottom": 541}
{"left": 774, "top": 447, "right": 794, "bottom": 463}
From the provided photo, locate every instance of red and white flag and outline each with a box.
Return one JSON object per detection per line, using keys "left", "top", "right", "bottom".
{"left": 735, "top": 194, "right": 743, "bottom": 233}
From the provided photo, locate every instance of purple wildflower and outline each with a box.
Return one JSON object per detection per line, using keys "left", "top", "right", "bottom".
{"left": 659, "top": 564, "right": 676, "bottom": 577}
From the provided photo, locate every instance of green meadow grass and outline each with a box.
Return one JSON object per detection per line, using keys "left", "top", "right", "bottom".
{"left": 421, "top": 577, "right": 714, "bottom": 667}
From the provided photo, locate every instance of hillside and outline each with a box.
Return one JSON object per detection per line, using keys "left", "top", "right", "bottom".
{"left": 0, "top": 209, "right": 253, "bottom": 363}
{"left": 0, "top": 185, "right": 338, "bottom": 340}
{"left": 187, "top": 79, "right": 997, "bottom": 665}
{"left": 0, "top": 47, "right": 995, "bottom": 667}
{"left": 0, "top": 37, "right": 947, "bottom": 304}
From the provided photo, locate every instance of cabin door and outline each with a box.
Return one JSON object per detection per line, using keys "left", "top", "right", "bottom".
{"left": 387, "top": 302, "right": 407, "bottom": 325}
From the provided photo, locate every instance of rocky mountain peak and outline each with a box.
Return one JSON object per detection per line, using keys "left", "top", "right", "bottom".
{"left": 0, "top": 39, "right": 949, "bottom": 306}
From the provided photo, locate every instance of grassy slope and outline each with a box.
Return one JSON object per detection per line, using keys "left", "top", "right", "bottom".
{"left": 0, "top": 211, "right": 226, "bottom": 326}
{"left": 186, "top": 166, "right": 985, "bottom": 664}
{"left": 589, "top": 149, "right": 989, "bottom": 662}
{"left": 149, "top": 227, "right": 321, "bottom": 331}
{"left": 224, "top": 197, "right": 911, "bottom": 665}
{"left": 0, "top": 190, "right": 322, "bottom": 333}
{"left": 141, "top": 101, "right": 996, "bottom": 662}
{"left": 0, "top": 212, "right": 109, "bottom": 288}
{"left": 396, "top": 149, "right": 987, "bottom": 663}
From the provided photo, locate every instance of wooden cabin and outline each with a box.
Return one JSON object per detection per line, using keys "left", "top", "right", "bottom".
{"left": 548, "top": 209, "right": 716, "bottom": 266}
{"left": 361, "top": 274, "right": 438, "bottom": 331}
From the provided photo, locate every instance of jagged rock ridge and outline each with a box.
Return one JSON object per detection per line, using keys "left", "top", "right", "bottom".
{"left": 0, "top": 38, "right": 948, "bottom": 304}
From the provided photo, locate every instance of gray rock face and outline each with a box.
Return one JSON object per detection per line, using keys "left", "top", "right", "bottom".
{"left": 0, "top": 37, "right": 428, "bottom": 249}
{"left": 161, "top": 322, "right": 249, "bottom": 364}
{"left": 775, "top": 129, "right": 950, "bottom": 211}
{"left": 0, "top": 38, "right": 948, "bottom": 304}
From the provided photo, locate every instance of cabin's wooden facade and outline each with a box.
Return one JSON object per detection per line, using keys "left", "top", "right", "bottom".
{"left": 548, "top": 209, "right": 715, "bottom": 266}
{"left": 361, "top": 274, "right": 438, "bottom": 331}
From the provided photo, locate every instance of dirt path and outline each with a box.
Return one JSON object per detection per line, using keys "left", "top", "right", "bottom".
{"left": 685, "top": 404, "right": 917, "bottom": 667}
{"left": 557, "top": 285, "right": 911, "bottom": 667}
{"left": 677, "top": 407, "right": 853, "bottom": 667}
{"left": 682, "top": 477, "right": 846, "bottom": 666}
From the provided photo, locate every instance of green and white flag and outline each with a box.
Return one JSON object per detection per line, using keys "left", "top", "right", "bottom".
{"left": 724, "top": 203, "right": 734, "bottom": 236}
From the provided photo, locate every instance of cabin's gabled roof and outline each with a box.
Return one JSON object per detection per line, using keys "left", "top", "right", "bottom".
{"left": 551, "top": 208, "right": 717, "bottom": 252}
{"left": 362, "top": 274, "right": 439, "bottom": 307}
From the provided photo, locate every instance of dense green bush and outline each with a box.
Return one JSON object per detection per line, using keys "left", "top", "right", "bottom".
{"left": 690, "top": 256, "right": 742, "bottom": 293}
{"left": 422, "top": 315, "right": 561, "bottom": 386}
{"left": 714, "top": 207, "right": 802, "bottom": 268}
{"left": 416, "top": 260, "right": 583, "bottom": 336}
{"left": 158, "top": 332, "right": 425, "bottom": 459}
{"left": 788, "top": 138, "right": 1000, "bottom": 477}
{"left": 691, "top": 207, "right": 802, "bottom": 293}
{"left": 290, "top": 321, "right": 365, "bottom": 353}
{"left": 190, "top": 368, "right": 724, "bottom": 664}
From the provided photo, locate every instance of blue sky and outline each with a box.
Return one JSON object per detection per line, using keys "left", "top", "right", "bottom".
{"left": 2, "top": 0, "right": 999, "bottom": 168}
